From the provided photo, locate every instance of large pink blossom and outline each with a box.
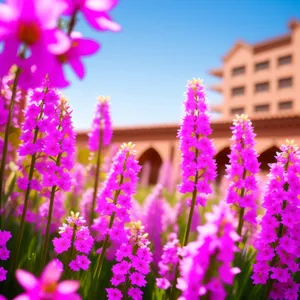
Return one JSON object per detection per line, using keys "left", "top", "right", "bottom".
{"left": 63, "top": 0, "right": 121, "bottom": 32}
{"left": 14, "top": 260, "right": 81, "bottom": 300}
{"left": 45, "top": 32, "right": 99, "bottom": 88}
{"left": 0, "top": 0, "right": 70, "bottom": 87}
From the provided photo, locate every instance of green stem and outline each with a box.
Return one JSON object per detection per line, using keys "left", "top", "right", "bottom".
{"left": 169, "top": 169, "right": 199, "bottom": 299}
{"left": 40, "top": 154, "right": 62, "bottom": 268}
{"left": 12, "top": 90, "right": 47, "bottom": 269}
{"left": 236, "top": 167, "right": 247, "bottom": 236}
{"left": 89, "top": 125, "right": 103, "bottom": 226}
{"left": 0, "top": 68, "right": 21, "bottom": 226}
{"left": 183, "top": 173, "right": 199, "bottom": 246}
{"left": 93, "top": 175, "right": 124, "bottom": 280}
{"left": 237, "top": 207, "right": 245, "bottom": 236}
{"left": 68, "top": 9, "right": 78, "bottom": 35}
{"left": 64, "top": 224, "right": 77, "bottom": 279}
{"left": 40, "top": 185, "right": 57, "bottom": 269}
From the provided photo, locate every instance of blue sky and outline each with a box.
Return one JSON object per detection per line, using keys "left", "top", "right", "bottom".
{"left": 63, "top": 0, "right": 300, "bottom": 130}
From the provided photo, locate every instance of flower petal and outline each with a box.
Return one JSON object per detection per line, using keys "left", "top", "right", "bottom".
{"left": 41, "top": 260, "right": 62, "bottom": 285}
{"left": 12, "top": 294, "right": 30, "bottom": 300}
{"left": 95, "top": 16, "right": 121, "bottom": 32}
{"left": 46, "top": 29, "right": 71, "bottom": 55}
{"left": 77, "top": 39, "right": 100, "bottom": 56}
{"left": 85, "top": 0, "right": 118, "bottom": 11}
{"left": 57, "top": 280, "right": 80, "bottom": 294}
{"left": 69, "top": 58, "right": 85, "bottom": 79}
{"left": 15, "top": 270, "right": 38, "bottom": 292}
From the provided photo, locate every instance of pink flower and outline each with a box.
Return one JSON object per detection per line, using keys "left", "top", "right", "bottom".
{"left": 53, "top": 237, "right": 71, "bottom": 254}
{"left": 14, "top": 260, "right": 80, "bottom": 299}
{"left": 63, "top": 0, "right": 121, "bottom": 32}
{"left": 0, "top": 267, "right": 7, "bottom": 282}
{"left": 128, "top": 288, "right": 143, "bottom": 300}
{"left": 0, "top": 0, "right": 70, "bottom": 87}
{"left": 106, "top": 288, "right": 123, "bottom": 300}
{"left": 129, "top": 272, "right": 146, "bottom": 287}
{"left": 75, "top": 255, "right": 91, "bottom": 271}
{"left": 46, "top": 32, "right": 99, "bottom": 88}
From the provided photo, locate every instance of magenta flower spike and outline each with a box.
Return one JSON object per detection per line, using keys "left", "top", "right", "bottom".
{"left": 156, "top": 233, "right": 181, "bottom": 291}
{"left": 63, "top": 0, "right": 121, "bottom": 32}
{"left": 14, "top": 260, "right": 81, "bottom": 300}
{"left": 107, "top": 221, "right": 153, "bottom": 300}
{"left": 0, "top": 0, "right": 70, "bottom": 86}
{"left": 52, "top": 212, "right": 94, "bottom": 272}
{"left": 225, "top": 114, "right": 260, "bottom": 236}
{"left": 177, "top": 203, "right": 240, "bottom": 300}
{"left": 252, "top": 140, "right": 300, "bottom": 300}
{"left": 178, "top": 78, "right": 217, "bottom": 246}
{"left": 93, "top": 142, "right": 141, "bottom": 280}
{"left": 88, "top": 96, "right": 113, "bottom": 226}
{"left": 88, "top": 96, "right": 113, "bottom": 152}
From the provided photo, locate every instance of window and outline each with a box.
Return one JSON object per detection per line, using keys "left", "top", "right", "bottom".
{"left": 278, "top": 55, "right": 292, "bottom": 66}
{"left": 231, "top": 107, "right": 244, "bottom": 115}
{"left": 232, "top": 66, "right": 245, "bottom": 76}
{"left": 255, "top": 60, "right": 269, "bottom": 71}
{"left": 255, "top": 82, "right": 269, "bottom": 93}
{"left": 255, "top": 104, "right": 269, "bottom": 112}
{"left": 278, "top": 77, "right": 293, "bottom": 89}
{"left": 232, "top": 86, "right": 245, "bottom": 96}
{"left": 279, "top": 101, "right": 293, "bottom": 110}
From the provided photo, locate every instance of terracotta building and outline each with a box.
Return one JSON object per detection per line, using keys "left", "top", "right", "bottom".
{"left": 77, "top": 19, "right": 300, "bottom": 186}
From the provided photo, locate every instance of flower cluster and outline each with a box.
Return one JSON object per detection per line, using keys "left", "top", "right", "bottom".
{"left": 252, "top": 140, "right": 300, "bottom": 300}
{"left": 52, "top": 212, "right": 94, "bottom": 272}
{"left": 156, "top": 233, "right": 181, "bottom": 290}
{"left": 88, "top": 96, "right": 113, "bottom": 152}
{"left": 226, "top": 114, "right": 260, "bottom": 226}
{"left": 177, "top": 203, "right": 240, "bottom": 300}
{"left": 15, "top": 260, "right": 80, "bottom": 299}
{"left": 0, "top": 230, "right": 12, "bottom": 281}
{"left": 107, "top": 221, "right": 153, "bottom": 300}
{"left": 178, "top": 78, "right": 217, "bottom": 206}
{"left": 0, "top": 0, "right": 120, "bottom": 88}
{"left": 18, "top": 87, "right": 75, "bottom": 194}
{"left": 93, "top": 142, "right": 141, "bottom": 245}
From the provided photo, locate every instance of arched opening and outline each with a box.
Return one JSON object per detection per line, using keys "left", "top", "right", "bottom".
{"left": 138, "top": 148, "right": 163, "bottom": 186}
{"left": 215, "top": 147, "right": 230, "bottom": 184}
{"left": 259, "top": 146, "right": 280, "bottom": 173}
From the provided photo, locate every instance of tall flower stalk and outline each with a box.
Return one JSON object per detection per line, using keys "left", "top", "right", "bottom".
{"left": 252, "top": 140, "right": 300, "bottom": 300}
{"left": 53, "top": 212, "right": 94, "bottom": 276}
{"left": 170, "top": 78, "right": 216, "bottom": 296}
{"left": 106, "top": 221, "right": 153, "bottom": 300}
{"left": 178, "top": 78, "right": 216, "bottom": 245}
{"left": 177, "top": 203, "right": 240, "bottom": 300}
{"left": 0, "top": 69, "right": 21, "bottom": 223}
{"left": 92, "top": 142, "right": 140, "bottom": 281}
{"left": 40, "top": 97, "right": 76, "bottom": 268}
{"left": 88, "top": 96, "right": 112, "bottom": 226}
{"left": 225, "top": 114, "right": 260, "bottom": 237}
{"left": 13, "top": 84, "right": 52, "bottom": 269}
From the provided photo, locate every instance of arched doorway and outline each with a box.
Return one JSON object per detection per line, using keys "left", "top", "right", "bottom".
{"left": 138, "top": 148, "right": 163, "bottom": 186}
{"left": 259, "top": 146, "right": 280, "bottom": 173}
{"left": 215, "top": 147, "right": 230, "bottom": 184}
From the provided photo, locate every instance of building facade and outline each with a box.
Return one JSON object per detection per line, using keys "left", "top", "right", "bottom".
{"left": 209, "top": 19, "right": 300, "bottom": 119}
{"left": 77, "top": 20, "right": 300, "bottom": 186}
